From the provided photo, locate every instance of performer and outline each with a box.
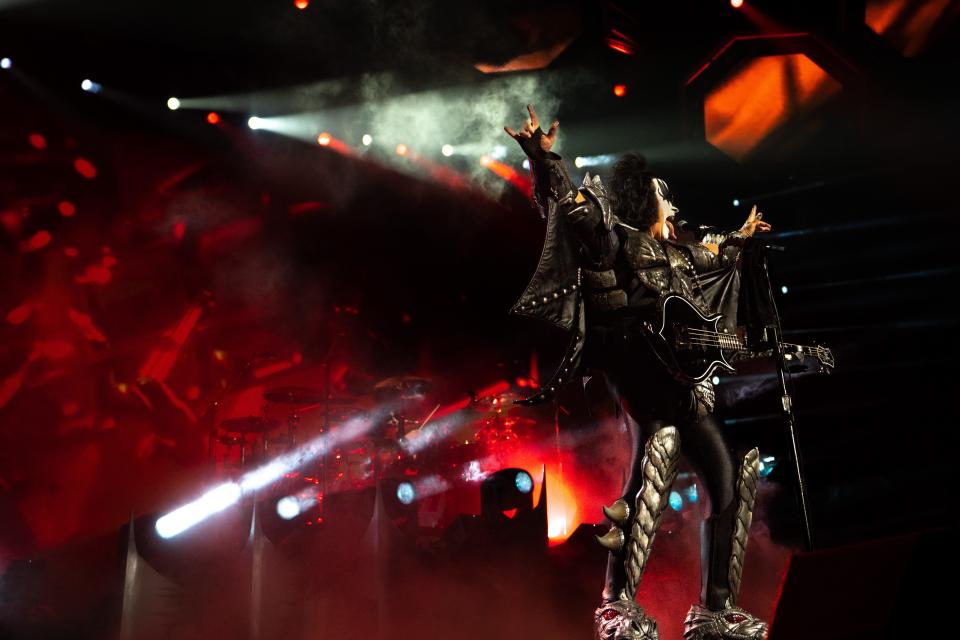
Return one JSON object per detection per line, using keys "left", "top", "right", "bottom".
{"left": 505, "top": 105, "right": 773, "bottom": 640}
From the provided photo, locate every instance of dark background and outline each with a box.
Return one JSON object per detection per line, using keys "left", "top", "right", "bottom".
{"left": 0, "top": 0, "right": 958, "bottom": 633}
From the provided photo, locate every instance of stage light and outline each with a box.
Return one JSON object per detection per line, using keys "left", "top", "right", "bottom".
{"left": 294, "top": 0, "right": 309, "bottom": 9}
{"left": 154, "top": 407, "right": 390, "bottom": 538}
{"left": 276, "top": 496, "right": 301, "bottom": 520}
{"left": 397, "top": 481, "right": 416, "bottom": 505}
{"left": 248, "top": 116, "right": 263, "bottom": 130}
{"left": 515, "top": 470, "right": 533, "bottom": 494}
{"left": 781, "top": 285, "right": 789, "bottom": 294}
{"left": 167, "top": 97, "right": 180, "bottom": 111}
{"left": 733, "top": 198, "right": 740, "bottom": 207}
{"left": 155, "top": 482, "right": 242, "bottom": 539}
{"left": 685, "top": 483, "right": 699, "bottom": 503}
{"left": 317, "top": 132, "right": 331, "bottom": 146}
{"left": 522, "top": 159, "right": 530, "bottom": 170}
{"left": 613, "top": 84, "right": 627, "bottom": 97}
{"left": 479, "top": 154, "right": 491, "bottom": 166}
{"left": 1, "top": 58, "right": 11, "bottom": 70}
{"left": 758, "top": 455, "right": 777, "bottom": 478}
{"left": 81, "top": 79, "right": 101, "bottom": 93}
{"left": 669, "top": 490, "right": 683, "bottom": 511}
{"left": 206, "top": 112, "right": 219, "bottom": 124}
{"left": 490, "top": 145, "right": 507, "bottom": 160}
{"left": 396, "top": 143, "right": 408, "bottom": 156}
{"left": 441, "top": 144, "right": 454, "bottom": 157}
{"left": 711, "top": 375, "right": 721, "bottom": 385}
{"left": 731, "top": 0, "right": 744, "bottom": 8}
{"left": 58, "top": 201, "right": 76, "bottom": 217}
{"left": 362, "top": 134, "right": 373, "bottom": 146}
{"left": 573, "top": 154, "right": 616, "bottom": 168}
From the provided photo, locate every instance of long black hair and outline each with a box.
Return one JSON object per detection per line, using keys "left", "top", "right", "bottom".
{"left": 608, "top": 152, "right": 659, "bottom": 230}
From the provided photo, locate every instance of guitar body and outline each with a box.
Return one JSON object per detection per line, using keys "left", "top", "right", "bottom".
{"left": 647, "top": 294, "right": 737, "bottom": 383}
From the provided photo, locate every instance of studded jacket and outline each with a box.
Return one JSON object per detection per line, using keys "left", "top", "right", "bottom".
{"left": 511, "top": 153, "right": 746, "bottom": 405}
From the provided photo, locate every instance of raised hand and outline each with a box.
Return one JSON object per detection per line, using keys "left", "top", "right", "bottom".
{"left": 504, "top": 104, "right": 559, "bottom": 155}
{"left": 740, "top": 205, "right": 772, "bottom": 237}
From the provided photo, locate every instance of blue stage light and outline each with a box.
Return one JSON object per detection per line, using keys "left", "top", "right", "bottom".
{"left": 81, "top": 79, "right": 101, "bottom": 93}
{"left": 1, "top": 58, "right": 11, "bottom": 70}
{"left": 669, "top": 490, "right": 683, "bottom": 511}
{"left": 515, "top": 470, "right": 533, "bottom": 493}
{"left": 685, "top": 483, "right": 699, "bottom": 504}
{"left": 397, "top": 481, "right": 416, "bottom": 505}
{"left": 759, "top": 456, "right": 777, "bottom": 479}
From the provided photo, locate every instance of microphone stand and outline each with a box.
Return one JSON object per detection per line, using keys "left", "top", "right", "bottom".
{"left": 759, "top": 243, "right": 815, "bottom": 552}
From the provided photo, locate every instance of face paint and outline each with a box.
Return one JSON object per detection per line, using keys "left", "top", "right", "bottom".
{"left": 653, "top": 178, "right": 679, "bottom": 240}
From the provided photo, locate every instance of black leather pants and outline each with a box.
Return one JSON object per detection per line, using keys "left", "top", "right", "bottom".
{"left": 593, "top": 329, "right": 740, "bottom": 610}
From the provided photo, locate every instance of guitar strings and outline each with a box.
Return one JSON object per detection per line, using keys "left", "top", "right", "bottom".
{"left": 681, "top": 328, "right": 823, "bottom": 355}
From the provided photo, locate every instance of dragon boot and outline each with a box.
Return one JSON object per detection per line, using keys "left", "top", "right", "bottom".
{"left": 593, "top": 425, "right": 681, "bottom": 640}
{"left": 683, "top": 448, "right": 768, "bottom": 640}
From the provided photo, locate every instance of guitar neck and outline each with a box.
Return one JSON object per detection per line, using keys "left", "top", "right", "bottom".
{"left": 692, "top": 330, "right": 814, "bottom": 357}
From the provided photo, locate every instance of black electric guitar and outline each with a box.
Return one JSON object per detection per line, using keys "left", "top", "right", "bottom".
{"left": 646, "top": 293, "right": 835, "bottom": 383}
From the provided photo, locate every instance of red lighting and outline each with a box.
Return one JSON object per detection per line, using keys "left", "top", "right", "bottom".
{"left": 6, "top": 302, "right": 32, "bottom": 325}
{"left": 605, "top": 39, "right": 635, "bottom": 55}
{"left": 395, "top": 143, "right": 408, "bottom": 156}
{"left": 73, "top": 157, "right": 97, "bottom": 179}
{"left": 294, "top": 0, "right": 309, "bottom": 9}
{"left": 28, "top": 133, "right": 47, "bottom": 150}
{"left": 317, "top": 132, "right": 331, "bottom": 146}
{"left": 58, "top": 201, "right": 76, "bottom": 217}
{"left": 480, "top": 156, "right": 532, "bottom": 197}
{"left": 21, "top": 230, "right": 51, "bottom": 253}
{"left": 731, "top": 0, "right": 744, "bottom": 8}
{"left": 206, "top": 112, "right": 220, "bottom": 124}
{"left": 613, "top": 84, "right": 627, "bottom": 97}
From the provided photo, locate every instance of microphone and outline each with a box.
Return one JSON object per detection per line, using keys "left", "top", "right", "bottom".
{"left": 670, "top": 217, "right": 717, "bottom": 241}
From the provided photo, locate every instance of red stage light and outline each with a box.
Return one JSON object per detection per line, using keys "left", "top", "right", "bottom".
{"left": 731, "top": 0, "right": 744, "bottom": 8}
{"left": 28, "top": 133, "right": 47, "bottom": 150}
{"left": 613, "top": 84, "right": 627, "bottom": 97}
{"left": 21, "top": 230, "right": 51, "bottom": 253}
{"left": 396, "top": 143, "right": 408, "bottom": 156}
{"left": 294, "top": 0, "right": 309, "bottom": 9}
{"left": 606, "top": 38, "right": 635, "bottom": 55}
{"left": 207, "top": 112, "right": 220, "bottom": 124}
{"left": 58, "top": 201, "right": 76, "bottom": 217}
{"left": 317, "top": 132, "right": 331, "bottom": 146}
{"left": 73, "top": 157, "right": 97, "bottom": 179}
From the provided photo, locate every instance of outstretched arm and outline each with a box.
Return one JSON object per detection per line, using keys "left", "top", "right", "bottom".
{"left": 504, "top": 104, "right": 572, "bottom": 217}
{"left": 690, "top": 205, "right": 773, "bottom": 271}
{"left": 505, "top": 104, "right": 618, "bottom": 269}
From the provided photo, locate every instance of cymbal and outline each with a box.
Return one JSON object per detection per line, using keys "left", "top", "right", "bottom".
{"left": 221, "top": 416, "right": 281, "bottom": 433}
{"left": 262, "top": 386, "right": 327, "bottom": 405}
{"left": 373, "top": 375, "right": 432, "bottom": 398}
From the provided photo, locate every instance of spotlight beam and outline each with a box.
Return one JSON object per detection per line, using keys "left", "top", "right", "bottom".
{"left": 155, "top": 405, "right": 392, "bottom": 538}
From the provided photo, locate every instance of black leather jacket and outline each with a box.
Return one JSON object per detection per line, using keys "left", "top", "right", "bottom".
{"left": 511, "top": 152, "right": 746, "bottom": 405}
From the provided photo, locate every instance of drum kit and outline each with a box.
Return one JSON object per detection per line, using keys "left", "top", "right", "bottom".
{"left": 211, "top": 373, "right": 545, "bottom": 506}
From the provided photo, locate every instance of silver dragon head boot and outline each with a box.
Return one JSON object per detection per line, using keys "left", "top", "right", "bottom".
{"left": 594, "top": 599, "right": 659, "bottom": 640}
{"left": 683, "top": 448, "right": 768, "bottom": 640}
{"left": 593, "top": 426, "right": 681, "bottom": 640}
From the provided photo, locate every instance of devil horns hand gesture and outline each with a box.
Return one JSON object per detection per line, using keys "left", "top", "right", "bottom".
{"left": 504, "top": 104, "right": 559, "bottom": 158}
